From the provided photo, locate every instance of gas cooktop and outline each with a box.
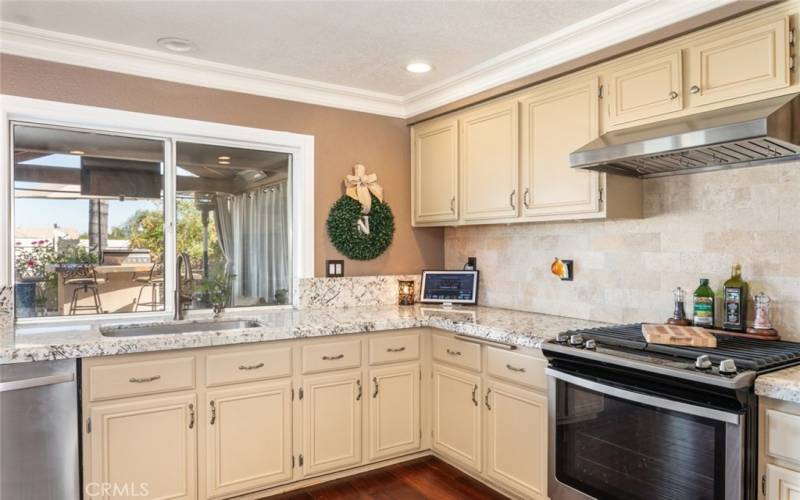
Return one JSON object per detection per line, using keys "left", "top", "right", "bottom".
{"left": 542, "top": 323, "right": 800, "bottom": 390}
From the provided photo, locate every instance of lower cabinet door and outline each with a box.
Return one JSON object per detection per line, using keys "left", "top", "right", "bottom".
{"left": 302, "top": 369, "right": 363, "bottom": 476}
{"left": 205, "top": 380, "right": 293, "bottom": 498}
{"left": 485, "top": 380, "right": 548, "bottom": 499}
{"left": 767, "top": 464, "right": 800, "bottom": 500}
{"left": 432, "top": 364, "right": 482, "bottom": 471}
{"left": 368, "top": 363, "right": 421, "bottom": 461}
{"left": 87, "top": 394, "right": 197, "bottom": 500}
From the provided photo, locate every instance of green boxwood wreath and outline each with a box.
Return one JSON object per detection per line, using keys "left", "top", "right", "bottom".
{"left": 326, "top": 195, "right": 395, "bottom": 260}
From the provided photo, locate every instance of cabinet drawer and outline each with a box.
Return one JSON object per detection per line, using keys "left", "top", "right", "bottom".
{"left": 766, "top": 409, "right": 800, "bottom": 465}
{"left": 205, "top": 346, "right": 292, "bottom": 387}
{"left": 302, "top": 339, "right": 362, "bottom": 374}
{"left": 432, "top": 335, "right": 481, "bottom": 372}
{"left": 369, "top": 333, "right": 420, "bottom": 365}
{"left": 486, "top": 348, "right": 547, "bottom": 390}
{"left": 88, "top": 356, "right": 195, "bottom": 402}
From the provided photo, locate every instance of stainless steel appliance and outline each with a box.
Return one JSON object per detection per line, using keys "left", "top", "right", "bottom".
{"left": 542, "top": 325, "right": 800, "bottom": 500}
{"left": 570, "top": 93, "right": 800, "bottom": 177}
{"left": 0, "top": 359, "right": 80, "bottom": 500}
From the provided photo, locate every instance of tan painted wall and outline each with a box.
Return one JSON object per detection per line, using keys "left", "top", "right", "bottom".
{"left": 0, "top": 54, "right": 444, "bottom": 277}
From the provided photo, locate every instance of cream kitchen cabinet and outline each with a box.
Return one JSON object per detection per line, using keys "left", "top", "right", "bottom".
{"left": 86, "top": 393, "right": 198, "bottom": 500}
{"left": 687, "top": 17, "right": 791, "bottom": 108}
{"left": 484, "top": 380, "right": 548, "bottom": 499}
{"left": 204, "top": 380, "right": 293, "bottom": 498}
{"left": 519, "top": 77, "right": 602, "bottom": 218}
{"left": 411, "top": 116, "right": 459, "bottom": 225}
{"left": 432, "top": 363, "right": 483, "bottom": 471}
{"left": 767, "top": 464, "right": 800, "bottom": 500}
{"left": 367, "top": 362, "right": 421, "bottom": 461}
{"left": 459, "top": 100, "right": 520, "bottom": 222}
{"left": 605, "top": 50, "right": 684, "bottom": 127}
{"left": 301, "top": 369, "right": 363, "bottom": 477}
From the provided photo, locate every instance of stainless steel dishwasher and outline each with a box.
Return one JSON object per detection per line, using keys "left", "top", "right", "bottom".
{"left": 0, "top": 358, "right": 80, "bottom": 499}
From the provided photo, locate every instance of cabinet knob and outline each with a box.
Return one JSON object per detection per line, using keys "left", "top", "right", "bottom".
{"left": 690, "top": 85, "right": 701, "bottom": 94}
{"left": 669, "top": 90, "right": 679, "bottom": 100}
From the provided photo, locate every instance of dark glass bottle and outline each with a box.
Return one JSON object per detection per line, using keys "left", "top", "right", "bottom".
{"left": 723, "top": 264, "right": 748, "bottom": 332}
{"left": 693, "top": 278, "right": 715, "bottom": 327}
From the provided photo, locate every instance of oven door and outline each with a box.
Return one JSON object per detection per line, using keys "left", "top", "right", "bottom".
{"left": 547, "top": 368, "right": 743, "bottom": 500}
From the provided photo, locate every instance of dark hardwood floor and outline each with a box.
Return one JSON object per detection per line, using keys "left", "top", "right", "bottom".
{"left": 262, "top": 456, "right": 509, "bottom": 500}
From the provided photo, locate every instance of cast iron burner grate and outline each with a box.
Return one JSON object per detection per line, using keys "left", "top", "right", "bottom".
{"left": 563, "top": 323, "right": 800, "bottom": 371}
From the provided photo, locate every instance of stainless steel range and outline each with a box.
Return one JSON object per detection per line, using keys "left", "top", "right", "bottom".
{"left": 542, "top": 324, "right": 800, "bottom": 500}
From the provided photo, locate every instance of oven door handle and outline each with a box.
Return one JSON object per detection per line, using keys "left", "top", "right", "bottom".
{"left": 546, "top": 368, "right": 741, "bottom": 425}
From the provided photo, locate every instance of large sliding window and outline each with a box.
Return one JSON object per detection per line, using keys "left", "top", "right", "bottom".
{"left": 11, "top": 123, "right": 293, "bottom": 319}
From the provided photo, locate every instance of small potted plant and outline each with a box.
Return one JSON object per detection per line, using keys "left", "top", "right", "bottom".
{"left": 198, "top": 270, "right": 234, "bottom": 318}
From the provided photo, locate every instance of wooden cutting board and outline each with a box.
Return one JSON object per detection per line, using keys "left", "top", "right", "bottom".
{"left": 641, "top": 324, "right": 717, "bottom": 347}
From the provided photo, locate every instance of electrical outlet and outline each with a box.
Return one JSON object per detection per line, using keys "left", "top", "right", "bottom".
{"left": 326, "top": 260, "right": 344, "bottom": 277}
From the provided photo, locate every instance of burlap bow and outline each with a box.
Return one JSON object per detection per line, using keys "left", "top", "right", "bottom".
{"left": 344, "top": 164, "right": 383, "bottom": 214}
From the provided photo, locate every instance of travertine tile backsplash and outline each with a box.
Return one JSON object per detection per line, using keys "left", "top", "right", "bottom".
{"left": 445, "top": 161, "right": 800, "bottom": 341}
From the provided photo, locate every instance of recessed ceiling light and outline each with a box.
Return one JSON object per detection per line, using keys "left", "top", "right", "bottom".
{"left": 218, "top": 160, "right": 231, "bottom": 165}
{"left": 157, "top": 37, "right": 196, "bottom": 53}
{"left": 405, "top": 62, "right": 432, "bottom": 73}
{"left": 217, "top": 156, "right": 230, "bottom": 161}
{"left": 69, "top": 150, "right": 85, "bottom": 155}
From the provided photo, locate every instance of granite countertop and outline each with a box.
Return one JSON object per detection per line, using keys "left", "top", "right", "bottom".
{"left": 0, "top": 305, "right": 605, "bottom": 364}
{"left": 755, "top": 365, "right": 800, "bottom": 404}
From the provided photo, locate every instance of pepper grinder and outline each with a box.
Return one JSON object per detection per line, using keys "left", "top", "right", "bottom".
{"left": 667, "top": 287, "right": 691, "bottom": 326}
{"left": 746, "top": 292, "right": 780, "bottom": 340}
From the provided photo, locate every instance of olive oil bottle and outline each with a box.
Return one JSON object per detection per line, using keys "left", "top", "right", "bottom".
{"left": 693, "top": 278, "right": 715, "bottom": 327}
{"left": 723, "top": 264, "right": 748, "bottom": 332}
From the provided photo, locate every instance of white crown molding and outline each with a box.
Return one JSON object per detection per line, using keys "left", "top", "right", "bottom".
{"left": 402, "top": 0, "right": 738, "bottom": 117}
{"left": 0, "top": 0, "right": 738, "bottom": 119}
{"left": 0, "top": 22, "right": 407, "bottom": 118}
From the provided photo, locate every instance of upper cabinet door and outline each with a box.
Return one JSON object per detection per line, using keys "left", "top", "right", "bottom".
{"left": 412, "top": 118, "right": 459, "bottom": 224}
{"left": 460, "top": 101, "right": 519, "bottom": 222}
{"left": 607, "top": 50, "right": 683, "bottom": 127}
{"left": 520, "top": 78, "right": 601, "bottom": 218}
{"left": 688, "top": 17, "right": 791, "bottom": 108}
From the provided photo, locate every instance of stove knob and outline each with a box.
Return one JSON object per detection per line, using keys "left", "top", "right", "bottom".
{"left": 584, "top": 339, "right": 597, "bottom": 350}
{"left": 569, "top": 334, "right": 585, "bottom": 347}
{"left": 695, "top": 355, "right": 712, "bottom": 370}
{"left": 556, "top": 333, "right": 570, "bottom": 344}
{"left": 719, "top": 359, "right": 738, "bottom": 375}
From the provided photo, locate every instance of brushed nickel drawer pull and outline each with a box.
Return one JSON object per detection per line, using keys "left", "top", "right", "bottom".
{"left": 485, "top": 388, "right": 492, "bottom": 410}
{"left": 471, "top": 384, "right": 478, "bottom": 406}
{"left": 188, "top": 403, "right": 195, "bottom": 429}
{"left": 510, "top": 189, "right": 516, "bottom": 209}
{"left": 446, "top": 348, "right": 462, "bottom": 356}
{"left": 322, "top": 354, "right": 344, "bottom": 361}
{"left": 506, "top": 364, "right": 526, "bottom": 373}
{"left": 238, "top": 362, "right": 264, "bottom": 371}
{"left": 372, "top": 377, "right": 379, "bottom": 398}
{"left": 210, "top": 400, "right": 217, "bottom": 425}
{"left": 523, "top": 188, "right": 530, "bottom": 209}
{"left": 450, "top": 196, "right": 456, "bottom": 213}
{"left": 386, "top": 346, "right": 406, "bottom": 353}
{"left": 129, "top": 375, "right": 161, "bottom": 383}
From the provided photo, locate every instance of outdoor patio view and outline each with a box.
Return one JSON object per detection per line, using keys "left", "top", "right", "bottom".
{"left": 13, "top": 124, "right": 291, "bottom": 318}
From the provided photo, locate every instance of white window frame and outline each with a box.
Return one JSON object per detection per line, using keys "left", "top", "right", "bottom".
{"left": 1, "top": 94, "right": 314, "bottom": 324}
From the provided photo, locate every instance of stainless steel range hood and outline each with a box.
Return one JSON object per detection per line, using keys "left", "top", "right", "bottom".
{"left": 570, "top": 93, "right": 800, "bottom": 178}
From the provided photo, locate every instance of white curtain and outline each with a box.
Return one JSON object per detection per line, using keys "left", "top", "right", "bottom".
{"left": 229, "top": 182, "right": 289, "bottom": 305}
{"left": 214, "top": 195, "right": 234, "bottom": 274}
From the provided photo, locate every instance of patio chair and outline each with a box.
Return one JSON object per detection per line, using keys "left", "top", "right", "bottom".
{"left": 134, "top": 261, "right": 165, "bottom": 311}
{"left": 63, "top": 264, "right": 105, "bottom": 315}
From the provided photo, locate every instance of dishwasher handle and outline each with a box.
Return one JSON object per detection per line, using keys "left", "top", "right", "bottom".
{"left": 0, "top": 373, "right": 75, "bottom": 393}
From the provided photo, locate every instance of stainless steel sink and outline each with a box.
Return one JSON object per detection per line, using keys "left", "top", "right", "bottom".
{"left": 100, "top": 320, "right": 265, "bottom": 337}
